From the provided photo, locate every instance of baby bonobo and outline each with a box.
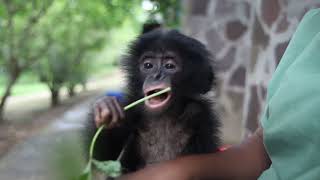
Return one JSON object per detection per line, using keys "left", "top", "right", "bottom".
{"left": 86, "top": 29, "right": 221, "bottom": 174}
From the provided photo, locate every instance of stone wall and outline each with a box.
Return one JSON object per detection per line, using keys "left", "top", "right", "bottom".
{"left": 182, "top": 0, "right": 320, "bottom": 143}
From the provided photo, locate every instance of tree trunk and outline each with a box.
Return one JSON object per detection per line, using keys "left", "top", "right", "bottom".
{"left": 68, "top": 85, "right": 75, "bottom": 97}
{"left": 82, "top": 83, "right": 87, "bottom": 91}
{"left": 0, "top": 76, "right": 18, "bottom": 122}
{"left": 50, "top": 88, "right": 60, "bottom": 107}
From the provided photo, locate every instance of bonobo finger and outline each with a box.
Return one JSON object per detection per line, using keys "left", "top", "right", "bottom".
{"left": 109, "top": 97, "right": 124, "bottom": 128}
{"left": 94, "top": 106, "right": 101, "bottom": 127}
{"left": 106, "top": 99, "right": 119, "bottom": 129}
{"left": 99, "top": 101, "right": 112, "bottom": 125}
{"left": 94, "top": 100, "right": 106, "bottom": 127}
{"left": 112, "top": 96, "right": 125, "bottom": 120}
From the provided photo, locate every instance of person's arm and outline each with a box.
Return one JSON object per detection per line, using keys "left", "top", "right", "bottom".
{"left": 119, "top": 128, "right": 271, "bottom": 180}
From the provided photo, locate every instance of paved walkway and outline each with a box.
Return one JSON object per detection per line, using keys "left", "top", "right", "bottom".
{"left": 0, "top": 96, "right": 95, "bottom": 180}
{"left": 0, "top": 71, "right": 124, "bottom": 180}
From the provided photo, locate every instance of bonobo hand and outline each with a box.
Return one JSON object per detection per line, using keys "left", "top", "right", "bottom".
{"left": 94, "top": 96, "right": 125, "bottom": 129}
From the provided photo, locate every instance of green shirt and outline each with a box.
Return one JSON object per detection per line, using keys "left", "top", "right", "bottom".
{"left": 259, "top": 9, "right": 320, "bottom": 180}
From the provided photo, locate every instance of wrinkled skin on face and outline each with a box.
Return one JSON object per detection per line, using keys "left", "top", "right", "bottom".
{"left": 123, "top": 29, "right": 215, "bottom": 114}
{"left": 139, "top": 51, "right": 181, "bottom": 112}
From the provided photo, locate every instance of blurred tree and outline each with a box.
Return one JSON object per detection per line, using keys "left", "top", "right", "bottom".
{"left": 0, "top": 0, "right": 54, "bottom": 121}
{"left": 38, "top": 45, "right": 66, "bottom": 106}
{"left": 0, "top": 0, "right": 141, "bottom": 118}
{"left": 0, "top": 0, "right": 180, "bottom": 119}
{"left": 37, "top": 0, "right": 140, "bottom": 106}
{"left": 145, "top": 0, "right": 182, "bottom": 27}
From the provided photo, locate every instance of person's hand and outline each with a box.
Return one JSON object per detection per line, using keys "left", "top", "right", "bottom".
{"left": 94, "top": 96, "right": 125, "bottom": 129}
{"left": 118, "top": 160, "right": 192, "bottom": 180}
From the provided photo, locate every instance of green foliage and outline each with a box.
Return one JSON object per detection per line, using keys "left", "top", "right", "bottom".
{"left": 91, "top": 20, "right": 139, "bottom": 77}
{"left": 0, "top": 0, "right": 146, "bottom": 111}
{"left": 80, "top": 124, "right": 122, "bottom": 180}
{"left": 78, "top": 173, "right": 91, "bottom": 180}
{"left": 34, "top": 0, "right": 142, "bottom": 102}
{"left": 0, "top": 0, "right": 54, "bottom": 68}
{"left": 93, "top": 160, "right": 122, "bottom": 178}
{"left": 146, "top": 0, "right": 182, "bottom": 27}
{"left": 0, "top": 72, "right": 47, "bottom": 96}
{"left": 0, "top": 0, "right": 182, "bottom": 119}
{"left": 0, "top": 82, "right": 47, "bottom": 96}
{"left": 79, "top": 162, "right": 92, "bottom": 180}
{"left": 37, "top": 45, "right": 67, "bottom": 91}
{"left": 0, "top": 0, "right": 56, "bottom": 118}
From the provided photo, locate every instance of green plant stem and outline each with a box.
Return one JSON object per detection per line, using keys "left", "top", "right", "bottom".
{"left": 89, "top": 125, "right": 105, "bottom": 159}
{"left": 123, "top": 87, "right": 171, "bottom": 110}
{"left": 88, "top": 87, "right": 171, "bottom": 159}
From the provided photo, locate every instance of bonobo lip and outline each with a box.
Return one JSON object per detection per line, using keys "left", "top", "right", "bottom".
{"left": 143, "top": 85, "right": 172, "bottom": 109}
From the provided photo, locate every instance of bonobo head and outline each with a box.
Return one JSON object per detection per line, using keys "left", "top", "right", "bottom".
{"left": 122, "top": 29, "right": 215, "bottom": 112}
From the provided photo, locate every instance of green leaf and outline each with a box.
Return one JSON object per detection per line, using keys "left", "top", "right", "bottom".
{"left": 78, "top": 162, "right": 92, "bottom": 180}
{"left": 92, "top": 160, "right": 122, "bottom": 178}
{"left": 77, "top": 172, "right": 91, "bottom": 180}
{"left": 82, "top": 161, "right": 92, "bottom": 175}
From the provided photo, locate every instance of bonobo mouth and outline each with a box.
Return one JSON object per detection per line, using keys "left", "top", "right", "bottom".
{"left": 144, "top": 86, "right": 172, "bottom": 109}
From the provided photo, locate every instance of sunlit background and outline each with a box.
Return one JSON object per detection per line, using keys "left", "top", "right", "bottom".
{"left": 0, "top": 0, "right": 320, "bottom": 179}
{"left": 0, "top": 0, "right": 181, "bottom": 123}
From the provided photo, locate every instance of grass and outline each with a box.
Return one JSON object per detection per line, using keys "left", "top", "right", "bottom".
{"left": 0, "top": 67, "right": 117, "bottom": 97}
{"left": 0, "top": 72, "right": 48, "bottom": 96}
{"left": 4, "top": 83, "right": 48, "bottom": 97}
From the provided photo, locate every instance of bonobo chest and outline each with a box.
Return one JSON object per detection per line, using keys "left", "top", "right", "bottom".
{"left": 137, "top": 118, "right": 191, "bottom": 165}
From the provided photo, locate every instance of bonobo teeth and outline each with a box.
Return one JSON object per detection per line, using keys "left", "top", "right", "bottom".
{"left": 147, "top": 89, "right": 162, "bottom": 96}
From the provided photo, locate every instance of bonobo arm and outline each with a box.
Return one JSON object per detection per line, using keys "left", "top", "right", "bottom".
{"left": 85, "top": 96, "right": 139, "bottom": 161}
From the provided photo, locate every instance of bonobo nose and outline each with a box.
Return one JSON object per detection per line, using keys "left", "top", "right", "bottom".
{"left": 153, "top": 72, "right": 163, "bottom": 80}
{"left": 155, "top": 73, "right": 161, "bottom": 79}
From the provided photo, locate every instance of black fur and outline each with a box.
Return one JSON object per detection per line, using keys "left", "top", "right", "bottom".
{"left": 85, "top": 29, "right": 221, "bottom": 174}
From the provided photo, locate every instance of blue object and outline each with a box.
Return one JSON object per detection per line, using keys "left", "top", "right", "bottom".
{"left": 105, "top": 91, "right": 124, "bottom": 103}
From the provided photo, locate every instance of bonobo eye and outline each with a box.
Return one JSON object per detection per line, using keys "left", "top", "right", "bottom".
{"left": 165, "top": 63, "right": 176, "bottom": 69}
{"left": 144, "top": 62, "right": 153, "bottom": 69}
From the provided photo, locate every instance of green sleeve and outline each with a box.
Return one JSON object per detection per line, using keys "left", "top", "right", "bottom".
{"left": 259, "top": 9, "right": 320, "bottom": 180}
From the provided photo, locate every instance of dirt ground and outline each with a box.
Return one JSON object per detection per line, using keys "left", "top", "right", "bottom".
{"left": 0, "top": 90, "right": 101, "bottom": 158}
{"left": 0, "top": 70, "right": 124, "bottom": 159}
{"left": 0, "top": 97, "right": 96, "bottom": 180}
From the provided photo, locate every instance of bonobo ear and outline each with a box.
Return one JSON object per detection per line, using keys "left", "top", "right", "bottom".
{"left": 196, "top": 63, "right": 215, "bottom": 94}
{"left": 178, "top": 58, "right": 215, "bottom": 96}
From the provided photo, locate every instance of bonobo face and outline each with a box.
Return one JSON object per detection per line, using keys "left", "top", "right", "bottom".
{"left": 123, "top": 30, "right": 215, "bottom": 113}
{"left": 139, "top": 51, "right": 181, "bottom": 111}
